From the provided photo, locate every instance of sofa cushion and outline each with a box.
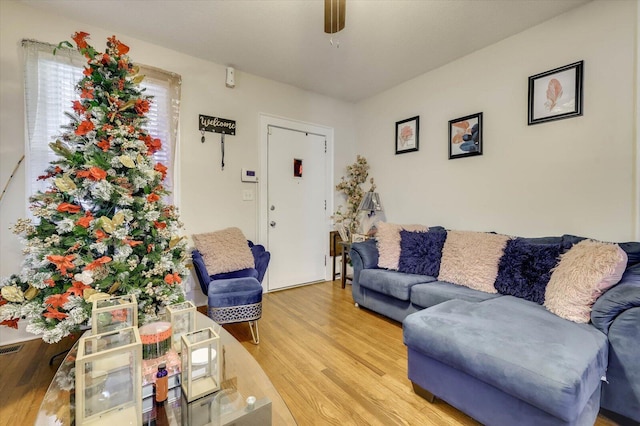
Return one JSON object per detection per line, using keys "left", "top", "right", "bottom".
{"left": 494, "top": 238, "right": 561, "bottom": 305}
{"left": 376, "top": 222, "right": 428, "bottom": 270}
{"left": 208, "top": 276, "right": 263, "bottom": 307}
{"left": 545, "top": 239, "right": 627, "bottom": 323}
{"left": 403, "top": 296, "right": 608, "bottom": 422}
{"left": 438, "top": 230, "right": 510, "bottom": 293}
{"left": 359, "top": 269, "right": 434, "bottom": 301}
{"left": 411, "top": 281, "right": 501, "bottom": 309}
{"left": 192, "top": 227, "right": 255, "bottom": 275}
{"left": 562, "top": 235, "right": 640, "bottom": 268}
{"left": 398, "top": 228, "right": 447, "bottom": 277}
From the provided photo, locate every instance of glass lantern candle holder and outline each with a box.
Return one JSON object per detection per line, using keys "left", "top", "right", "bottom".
{"left": 75, "top": 327, "right": 142, "bottom": 425}
{"left": 91, "top": 294, "right": 138, "bottom": 335}
{"left": 180, "top": 327, "right": 221, "bottom": 402}
{"left": 166, "top": 301, "right": 196, "bottom": 352}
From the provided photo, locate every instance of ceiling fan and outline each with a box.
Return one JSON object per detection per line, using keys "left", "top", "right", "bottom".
{"left": 324, "top": 0, "right": 346, "bottom": 34}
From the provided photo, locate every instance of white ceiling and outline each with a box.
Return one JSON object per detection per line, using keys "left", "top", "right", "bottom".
{"left": 20, "top": 0, "right": 591, "bottom": 102}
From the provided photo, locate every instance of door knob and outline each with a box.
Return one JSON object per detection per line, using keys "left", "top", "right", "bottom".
{"left": 270, "top": 221, "right": 276, "bottom": 227}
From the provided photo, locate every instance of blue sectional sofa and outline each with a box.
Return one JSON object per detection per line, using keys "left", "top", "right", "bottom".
{"left": 350, "top": 233, "right": 640, "bottom": 426}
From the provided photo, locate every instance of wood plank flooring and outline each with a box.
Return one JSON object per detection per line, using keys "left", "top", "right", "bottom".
{"left": 0, "top": 280, "right": 622, "bottom": 426}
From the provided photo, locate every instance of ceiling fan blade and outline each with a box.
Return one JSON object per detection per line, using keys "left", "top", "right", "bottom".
{"left": 324, "top": 0, "right": 346, "bottom": 34}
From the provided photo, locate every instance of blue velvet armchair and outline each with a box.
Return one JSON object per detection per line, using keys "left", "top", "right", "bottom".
{"left": 191, "top": 241, "right": 270, "bottom": 344}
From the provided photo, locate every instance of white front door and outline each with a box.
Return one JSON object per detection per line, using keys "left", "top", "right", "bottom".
{"left": 266, "top": 126, "right": 327, "bottom": 291}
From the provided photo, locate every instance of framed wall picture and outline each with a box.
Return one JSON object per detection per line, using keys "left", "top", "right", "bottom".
{"left": 528, "top": 61, "right": 583, "bottom": 125}
{"left": 448, "top": 112, "right": 482, "bottom": 160}
{"left": 395, "top": 116, "right": 419, "bottom": 154}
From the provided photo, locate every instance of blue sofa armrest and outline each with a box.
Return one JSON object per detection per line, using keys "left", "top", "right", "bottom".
{"left": 191, "top": 249, "right": 211, "bottom": 295}
{"left": 350, "top": 239, "right": 379, "bottom": 286}
{"left": 591, "top": 264, "right": 640, "bottom": 334}
{"left": 249, "top": 243, "right": 270, "bottom": 284}
{"left": 351, "top": 239, "right": 379, "bottom": 269}
{"left": 591, "top": 264, "right": 640, "bottom": 422}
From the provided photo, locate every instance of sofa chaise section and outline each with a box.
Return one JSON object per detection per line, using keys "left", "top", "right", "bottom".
{"left": 404, "top": 296, "right": 608, "bottom": 426}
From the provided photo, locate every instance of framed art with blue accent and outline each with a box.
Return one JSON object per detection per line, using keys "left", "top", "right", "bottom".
{"left": 448, "top": 112, "right": 482, "bottom": 160}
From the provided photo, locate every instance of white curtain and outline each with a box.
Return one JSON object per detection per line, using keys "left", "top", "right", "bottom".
{"left": 22, "top": 39, "right": 181, "bottom": 205}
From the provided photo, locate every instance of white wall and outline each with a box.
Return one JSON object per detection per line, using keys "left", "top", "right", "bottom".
{"left": 356, "top": 0, "right": 638, "bottom": 242}
{"left": 0, "top": 0, "right": 356, "bottom": 343}
{"left": 636, "top": 0, "right": 640, "bottom": 241}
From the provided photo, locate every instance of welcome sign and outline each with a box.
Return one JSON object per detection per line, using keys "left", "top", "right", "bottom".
{"left": 199, "top": 114, "right": 236, "bottom": 135}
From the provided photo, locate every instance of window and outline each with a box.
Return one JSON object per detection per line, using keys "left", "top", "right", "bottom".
{"left": 22, "top": 39, "right": 181, "bottom": 204}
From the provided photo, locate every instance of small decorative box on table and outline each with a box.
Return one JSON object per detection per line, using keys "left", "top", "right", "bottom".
{"left": 75, "top": 326, "right": 142, "bottom": 425}
{"left": 181, "top": 327, "right": 221, "bottom": 402}
{"left": 166, "top": 301, "right": 196, "bottom": 352}
{"left": 91, "top": 294, "right": 137, "bottom": 335}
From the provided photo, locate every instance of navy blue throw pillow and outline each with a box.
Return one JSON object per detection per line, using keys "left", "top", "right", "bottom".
{"left": 494, "top": 238, "right": 562, "bottom": 304}
{"left": 398, "top": 228, "right": 447, "bottom": 277}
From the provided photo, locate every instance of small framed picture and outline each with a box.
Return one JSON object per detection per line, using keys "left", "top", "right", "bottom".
{"left": 293, "top": 158, "right": 303, "bottom": 178}
{"left": 395, "top": 116, "right": 419, "bottom": 155}
{"left": 528, "top": 61, "right": 583, "bottom": 125}
{"left": 448, "top": 112, "right": 482, "bottom": 160}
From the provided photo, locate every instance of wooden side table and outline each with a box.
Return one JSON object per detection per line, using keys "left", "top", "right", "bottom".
{"left": 339, "top": 241, "right": 352, "bottom": 289}
{"left": 330, "top": 231, "right": 344, "bottom": 281}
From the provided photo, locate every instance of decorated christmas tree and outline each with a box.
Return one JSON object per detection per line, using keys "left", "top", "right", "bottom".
{"left": 0, "top": 32, "right": 187, "bottom": 343}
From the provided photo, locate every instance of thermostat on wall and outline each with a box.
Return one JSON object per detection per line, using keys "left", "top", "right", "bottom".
{"left": 241, "top": 168, "right": 258, "bottom": 183}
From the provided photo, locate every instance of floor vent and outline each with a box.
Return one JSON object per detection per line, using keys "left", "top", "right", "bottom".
{"left": 0, "top": 344, "right": 23, "bottom": 355}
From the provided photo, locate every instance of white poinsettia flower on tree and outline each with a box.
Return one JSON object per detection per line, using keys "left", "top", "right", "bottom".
{"left": 73, "top": 270, "right": 94, "bottom": 285}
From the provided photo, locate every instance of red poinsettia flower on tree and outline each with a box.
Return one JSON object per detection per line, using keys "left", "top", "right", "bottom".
{"left": 67, "top": 281, "right": 90, "bottom": 297}
{"left": 76, "top": 211, "right": 94, "bottom": 228}
{"left": 80, "top": 88, "right": 94, "bottom": 99}
{"left": 134, "top": 99, "right": 150, "bottom": 115}
{"left": 47, "top": 254, "right": 76, "bottom": 275}
{"left": 43, "top": 307, "right": 68, "bottom": 320}
{"left": 75, "top": 120, "right": 94, "bottom": 136}
{"left": 72, "top": 31, "right": 90, "bottom": 50}
{"left": 147, "top": 193, "right": 160, "bottom": 203}
{"left": 96, "top": 137, "right": 111, "bottom": 152}
{"left": 108, "top": 35, "right": 130, "bottom": 56}
{"left": 140, "top": 134, "right": 162, "bottom": 154}
{"left": 1, "top": 318, "right": 19, "bottom": 329}
{"left": 76, "top": 166, "right": 107, "bottom": 181}
{"left": 45, "top": 293, "right": 70, "bottom": 309}
{"left": 154, "top": 163, "right": 168, "bottom": 180}
{"left": 57, "top": 203, "right": 82, "bottom": 213}
{"left": 84, "top": 256, "right": 112, "bottom": 271}
{"left": 164, "top": 272, "right": 182, "bottom": 285}
{"left": 72, "top": 100, "right": 86, "bottom": 114}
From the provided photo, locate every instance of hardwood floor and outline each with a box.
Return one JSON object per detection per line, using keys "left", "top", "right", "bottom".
{"left": 0, "top": 280, "right": 621, "bottom": 426}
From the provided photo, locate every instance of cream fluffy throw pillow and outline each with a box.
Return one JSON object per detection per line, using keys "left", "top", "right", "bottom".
{"left": 376, "top": 222, "right": 428, "bottom": 270}
{"left": 438, "top": 230, "right": 510, "bottom": 293}
{"left": 192, "top": 227, "right": 255, "bottom": 275}
{"left": 544, "top": 240, "right": 627, "bottom": 323}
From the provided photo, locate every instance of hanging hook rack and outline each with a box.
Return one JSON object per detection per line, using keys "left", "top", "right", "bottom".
{"left": 199, "top": 114, "right": 236, "bottom": 170}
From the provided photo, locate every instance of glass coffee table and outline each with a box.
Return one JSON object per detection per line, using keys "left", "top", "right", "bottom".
{"left": 36, "top": 312, "right": 296, "bottom": 425}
